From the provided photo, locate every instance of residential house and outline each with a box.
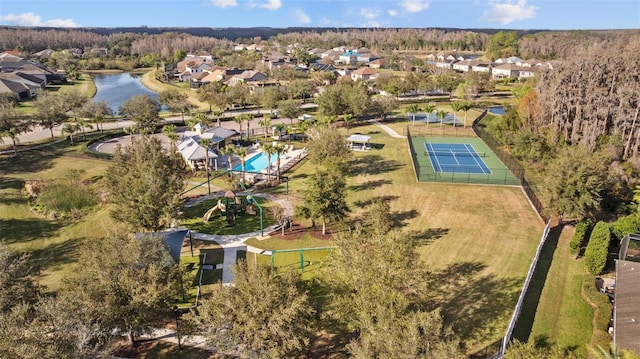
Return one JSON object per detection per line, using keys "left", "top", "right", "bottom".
{"left": 226, "top": 70, "right": 269, "bottom": 87}
{"left": 494, "top": 56, "right": 523, "bottom": 64}
{"left": 351, "top": 67, "right": 379, "bottom": 81}
{"left": 367, "top": 58, "right": 386, "bottom": 69}
{"left": 471, "top": 62, "right": 492, "bottom": 73}
{"left": 492, "top": 63, "right": 521, "bottom": 80}
{"left": 518, "top": 67, "right": 540, "bottom": 79}
{"left": 33, "top": 49, "right": 55, "bottom": 59}
{"left": 452, "top": 59, "right": 476, "bottom": 73}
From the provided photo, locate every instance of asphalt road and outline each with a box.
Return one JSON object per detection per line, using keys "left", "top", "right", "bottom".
{"left": 1, "top": 104, "right": 317, "bottom": 146}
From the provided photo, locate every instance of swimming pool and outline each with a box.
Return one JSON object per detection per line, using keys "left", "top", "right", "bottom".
{"left": 233, "top": 152, "right": 279, "bottom": 172}
{"left": 488, "top": 106, "right": 505, "bottom": 115}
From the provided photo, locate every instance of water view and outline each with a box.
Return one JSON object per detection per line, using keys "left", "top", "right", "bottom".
{"left": 91, "top": 72, "right": 160, "bottom": 115}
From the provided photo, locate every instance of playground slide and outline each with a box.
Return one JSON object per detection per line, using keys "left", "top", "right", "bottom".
{"left": 202, "top": 200, "right": 227, "bottom": 222}
{"left": 202, "top": 204, "right": 219, "bottom": 222}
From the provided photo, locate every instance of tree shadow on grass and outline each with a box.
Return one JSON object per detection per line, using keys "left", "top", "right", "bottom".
{"left": 348, "top": 178, "right": 392, "bottom": 192}
{"left": 349, "top": 154, "right": 402, "bottom": 176}
{"left": 390, "top": 209, "right": 419, "bottom": 229}
{"left": 353, "top": 196, "right": 399, "bottom": 210}
{"left": 29, "top": 237, "right": 81, "bottom": 274}
{"left": 425, "top": 261, "right": 522, "bottom": 346}
{"left": 511, "top": 222, "right": 563, "bottom": 343}
{"left": 0, "top": 150, "right": 55, "bottom": 174}
{"left": 0, "top": 218, "right": 65, "bottom": 244}
{"left": 406, "top": 227, "right": 449, "bottom": 246}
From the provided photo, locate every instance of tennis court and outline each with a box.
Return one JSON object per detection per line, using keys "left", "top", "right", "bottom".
{"left": 425, "top": 143, "right": 491, "bottom": 174}
{"left": 408, "top": 135, "right": 519, "bottom": 185}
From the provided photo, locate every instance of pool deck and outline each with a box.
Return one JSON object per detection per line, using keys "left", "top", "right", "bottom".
{"left": 233, "top": 143, "right": 307, "bottom": 177}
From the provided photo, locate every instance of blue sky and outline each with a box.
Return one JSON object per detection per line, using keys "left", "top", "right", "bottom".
{"left": 0, "top": 0, "right": 638, "bottom": 30}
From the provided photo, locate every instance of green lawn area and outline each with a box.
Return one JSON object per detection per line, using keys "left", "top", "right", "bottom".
{"left": 177, "top": 239, "right": 224, "bottom": 307}
{"left": 515, "top": 223, "right": 593, "bottom": 357}
{"left": 181, "top": 196, "right": 276, "bottom": 235}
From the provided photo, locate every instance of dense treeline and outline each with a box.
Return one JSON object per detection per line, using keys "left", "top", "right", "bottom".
{"left": 519, "top": 30, "right": 640, "bottom": 60}
{"left": 535, "top": 36, "right": 640, "bottom": 158}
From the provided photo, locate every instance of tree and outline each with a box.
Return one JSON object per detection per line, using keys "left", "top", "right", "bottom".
{"left": 543, "top": 146, "right": 610, "bottom": 219}
{"left": 320, "top": 229, "right": 463, "bottom": 358}
{"left": 79, "top": 100, "right": 112, "bottom": 132}
{"left": 278, "top": 99, "right": 302, "bottom": 128}
{"left": 259, "top": 87, "right": 285, "bottom": 115}
{"left": 262, "top": 142, "right": 276, "bottom": 183}
{"left": 105, "top": 137, "right": 186, "bottom": 231}
{"left": 197, "top": 82, "right": 228, "bottom": 113}
{"left": 371, "top": 96, "right": 399, "bottom": 120}
{"left": 407, "top": 104, "right": 419, "bottom": 126}
{"left": 242, "top": 113, "right": 253, "bottom": 142}
{"left": 306, "top": 126, "right": 352, "bottom": 172}
{"left": 259, "top": 114, "right": 272, "bottom": 141}
{"left": 0, "top": 244, "right": 40, "bottom": 312}
{"left": 486, "top": 30, "right": 519, "bottom": 60}
{"left": 198, "top": 138, "right": 212, "bottom": 171}
{"left": 118, "top": 95, "right": 160, "bottom": 135}
{"left": 61, "top": 229, "right": 181, "bottom": 345}
{"left": 436, "top": 109, "right": 447, "bottom": 130}
{"left": 162, "top": 124, "right": 179, "bottom": 153}
{"left": 343, "top": 113, "right": 354, "bottom": 135}
{"left": 299, "top": 168, "right": 349, "bottom": 235}
{"left": 235, "top": 146, "right": 248, "bottom": 182}
{"left": 219, "top": 144, "right": 236, "bottom": 171}
{"left": 34, "top": 92, "right": 67, "bottom": 138}
{"left": 0, "top": 102, "right": 30, "bottom": 155}
{"left": 232, "top": 115, "right": 244, "bottom": 141}
{"left": 505, "top": 339, "right": 579, "bottom": 359}
{"left": 159, "top": 89, "right": 190, "bottom": 122}
{"left": 185, "top": 262, "right": 314, "bottom": 358}
{"left": 61, "top": 91, "right": 89, "bottom": 122}
{"left": 75, "top": 118, "right": 93, "bottom": 140}
{"left": 272, "top": 142, "right": 286, "bottom": 180}
{"left": 286, "top": 79, "right": 315, "bottom": 100}
{"left": 61, "top": 122, "right": 81, "bottom": 145}
{"left": 459, "top": 102, "right": 473, "bottom": 128}
{"left": 226, "top": 82, "right": 250, "bottom": 107}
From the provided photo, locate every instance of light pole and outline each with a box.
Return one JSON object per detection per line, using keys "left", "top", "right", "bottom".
{"left": 173, "top": 306, "right": 181, "bottom": 350}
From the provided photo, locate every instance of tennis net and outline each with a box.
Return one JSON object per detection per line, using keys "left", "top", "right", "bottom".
{"left": 425, "top": 150, "right": 486, "bottom": 157}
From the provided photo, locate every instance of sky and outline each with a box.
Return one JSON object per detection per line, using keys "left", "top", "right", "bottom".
{"left": 0, "top": 0, "right": 638, "bottom": 31}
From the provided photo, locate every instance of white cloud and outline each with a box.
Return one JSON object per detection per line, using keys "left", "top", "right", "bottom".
{"left": 484, "top": 0, "right": 537, "bottom": 24}
{"left": 388, "top": 9, "right": 398, "bottom": 16}
{"left": 211, "top": 0, "right": 237, "bottom": 8}
{"left": 360, "top": 8, "right": 380, "bottom": 20}
{"left": 260, "top": 0, "right": 282, "bottom": 10}
{"left": 0, "top": 12, "right": 79, "bottom": 27}
{"left": 294, "top": 8, "right": 311, "bottom": 24}
{"left": 398, "top": 0, "right": 430, "bottom": 13}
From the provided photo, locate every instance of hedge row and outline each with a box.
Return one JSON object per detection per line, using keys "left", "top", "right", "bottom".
{"left": 584, "top": 221, "right": 611, "bottom": 275}
{"left": 611, "top": 213, "right": 640, "bottom": 242}
{"left": 570, "top": 219, "right": 593, "bottom": 257}
{"left": 582, "top": 273, "right": 613, "bottom": 349}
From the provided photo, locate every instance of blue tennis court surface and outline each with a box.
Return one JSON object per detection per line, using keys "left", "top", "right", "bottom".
{"left": 425, "top": 143, "right": 491, "bottom": 174}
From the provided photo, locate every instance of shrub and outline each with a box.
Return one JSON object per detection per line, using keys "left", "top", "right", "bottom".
{"left": 570, "top": 218, "right": 593, "bottom": 257}
{"left": 582, "top": 273, "right": 612, "bottom": 349}
{"left": 35, "top": 182, "right": 97, "bottom": 218}
{"left": 584, "top": 221, "right": 611, "bottom": 275}
{"left": 611, "top": 213, "right": 640, "bottom": 242}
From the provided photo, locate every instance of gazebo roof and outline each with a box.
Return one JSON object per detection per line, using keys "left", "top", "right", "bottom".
{"left": 346, "top": 134, "right": 371, "bottom": 143}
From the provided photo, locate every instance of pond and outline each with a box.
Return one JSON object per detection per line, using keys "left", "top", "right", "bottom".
{"left": 488, "top": 106, "right": 505, "bottom": 115}
{"left": 91, "top": 72, "right": 160, "bottom": 115}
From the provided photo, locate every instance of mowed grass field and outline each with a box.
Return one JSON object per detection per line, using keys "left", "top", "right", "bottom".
{"left": 3, "top": 120, "right": 546, "bottom": 355}
{"left": 263, "top": 122, "right": 545, "bottom": 354}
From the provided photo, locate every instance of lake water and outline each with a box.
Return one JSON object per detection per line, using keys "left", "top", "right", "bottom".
{"left": 91, "top": 72, "right": 160, "bottom": 115}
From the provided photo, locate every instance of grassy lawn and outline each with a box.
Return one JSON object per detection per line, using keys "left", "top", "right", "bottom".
{"left": 177, "top": 239, "right": 224, "bottom": 307}
{"left": 516, "top": 223, "right": 593, "bottom": 357}
{"left": 140, "top": 71, "right": 209, "bottom": 111}
{"left": 181, "top": 196, "right": 276, "bottom": 235}
{"left": 0, "top": 148, "right": 113, "bottom": 290}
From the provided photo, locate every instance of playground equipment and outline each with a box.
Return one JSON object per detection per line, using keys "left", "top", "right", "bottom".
{"left": 202, "top": 200, "right": 226, "bottom": 222}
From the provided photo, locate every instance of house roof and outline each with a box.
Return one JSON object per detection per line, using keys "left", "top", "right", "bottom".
{"left": 178, "top": 137, "right": 218, "bottom": 161}
{"left": 614, "top": 259, "right": 640, "bottom": 353}
{"left": 352, "top": 67, "right": 379, "bottom": 76}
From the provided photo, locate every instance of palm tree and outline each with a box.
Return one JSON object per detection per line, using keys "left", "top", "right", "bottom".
{"left": 123, "top": 125, "right": 137, "bottom": 144}
{"left": 0, "top": 127, "right": 20, "bottom": 155}
{"left": 273, "top": 143, "right": 286, "bottom": 180}
{"left": 406, "top": 104, "right": 419, "bottom": 126}
{"left": 343, "top": 114, "right": 354, "bottom": 135}
{"left": 233, "top": 116, "right": 244, "bottom": 142}
{"left": 76, "top": 118, "right": 93, "bottom": 140}
{"left": 235, "top": 146, "right": 248, "bottom": 182}
{"left": 213, "top": 110, "right": 223, "bottom": 127}
{"left": 243, "top": 114, "right": 253, "bottom": 142}
{"left": 219, "top": 144, "right": 236, "bottom": 171}
{"left": 437, "top": 109, "right": 447, "bottom": 131}
{"left": 62, "top": 123, "right": 81, "bottom": 145}
{"left": 460, "top": 102, "right": 473, "bottom": 128}
{"left": 262, "top": 142, "right": 275, "bottom": 184}
{"left": 450, "top": 102, "right": 463, "bottom": 127}
{"left": 259, "top": 114, "right": 272, "bottom": 141}
{"left": 423, "top": 104, "right": 436, "bottom": 123}
{"left": 587, "top": 342, "right": 622, "bottom": 359}
{"left": 162, "top": 124, "right": 179, "bottom": 153}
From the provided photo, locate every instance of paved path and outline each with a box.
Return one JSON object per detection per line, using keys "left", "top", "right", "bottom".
{"left": 185, "top": 192, "right": 292, "bottom": 285}
{"left": 367, "top": 119, "right": 404, "bottom": 138}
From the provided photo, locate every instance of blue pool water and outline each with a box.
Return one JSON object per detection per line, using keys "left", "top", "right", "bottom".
{"left": 233, "top": 152, "right": 279, "bottom": 172}
{"left": 488, "top": 106, "right": 505, "bottom": 115}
